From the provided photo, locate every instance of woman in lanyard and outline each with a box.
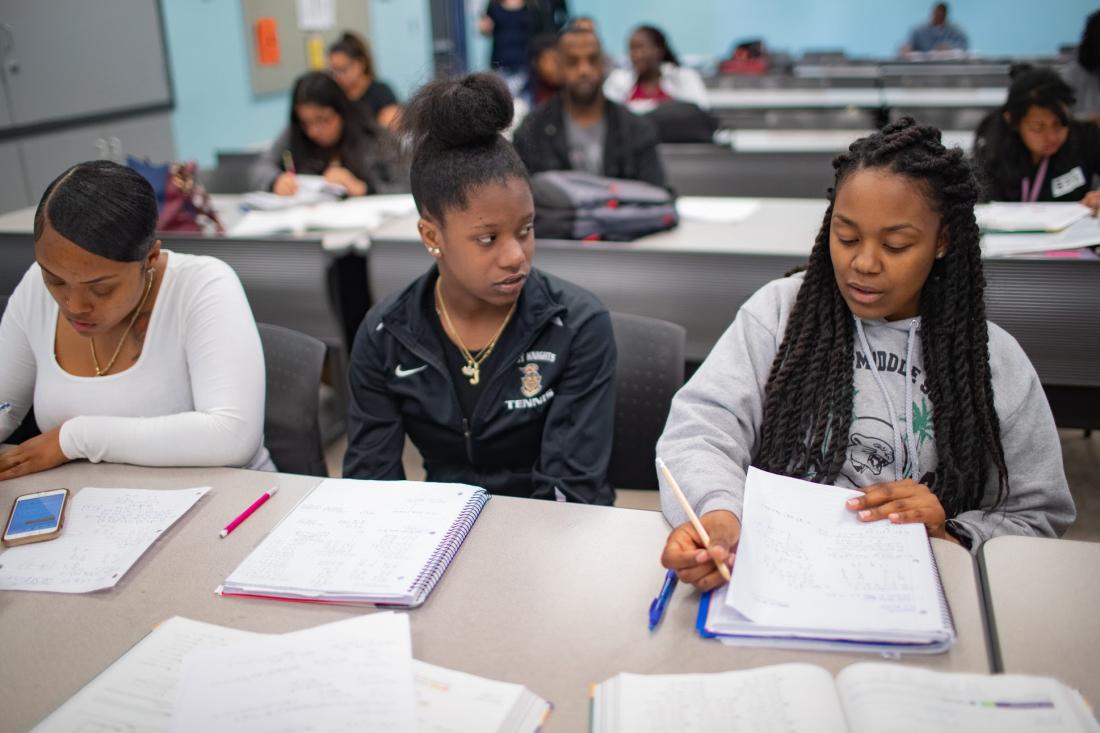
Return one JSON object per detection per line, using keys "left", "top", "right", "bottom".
{"left": 973, "top": 66, "right": 1100, "bottom": 212}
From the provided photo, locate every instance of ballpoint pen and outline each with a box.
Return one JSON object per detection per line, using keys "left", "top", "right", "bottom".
{"left": 648, "top": 569, "right": 678, "bottom": 631}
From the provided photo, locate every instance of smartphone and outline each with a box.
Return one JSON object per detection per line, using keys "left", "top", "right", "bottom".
{"left": 3, "top": 489, "right": 69, "bottom": 547}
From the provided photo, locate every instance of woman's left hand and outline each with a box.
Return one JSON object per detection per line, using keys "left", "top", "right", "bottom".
{"left": 1081, "top": 190, "right": 1100, "bottom": 217}
{"left": 846, "top": 478, "right": 958, "bottom": 543}
{"left": 0, "top": 428, "right": 70, "bottom": 481}
{"left": 323, "top": 165, "right": 368, "bottom": 196}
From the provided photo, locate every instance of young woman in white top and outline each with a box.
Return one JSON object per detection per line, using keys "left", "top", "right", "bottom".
{"left": 0, "top": 161, "right": 273, "bottom": 480}
{"left": 603, "top": 25, "right": 709, "bottom": 114}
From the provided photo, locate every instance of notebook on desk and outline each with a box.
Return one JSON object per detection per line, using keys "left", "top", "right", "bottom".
{"left": 219, "top": 479, "right": 489, "bottom": 607}
{"left": 975, "top": 202, "right": 1091, "bottom": 233}
{"left": 697, "top": 468, "right": 955, "bottom": 653}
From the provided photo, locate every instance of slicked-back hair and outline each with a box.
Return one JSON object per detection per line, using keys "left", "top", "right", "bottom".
{"left": 754, "top": 117, "right": 1009, "bottom": 518}
{"left": 402, "top": 73, "right": 529, "bottom": 222}
{"left": 33, "top": 160, "right": 157, "bottom": 262}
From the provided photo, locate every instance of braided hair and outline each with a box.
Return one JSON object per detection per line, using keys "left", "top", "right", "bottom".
{"left": 754, "top": 117, "right": 1009, "bottom": 518}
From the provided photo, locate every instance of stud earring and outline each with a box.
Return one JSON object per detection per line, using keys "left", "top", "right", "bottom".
{"left": 428, "top": 247, "right": 441, "bottom": 256}
{"left": 935, "top": 251, "right": 946, "bottom": 259}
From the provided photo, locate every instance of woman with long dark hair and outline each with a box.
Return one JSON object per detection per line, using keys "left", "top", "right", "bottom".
{"left": 658, "top": 119, "right": 1074, "bottom": 590}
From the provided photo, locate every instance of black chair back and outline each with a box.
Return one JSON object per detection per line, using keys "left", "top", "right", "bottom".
{"left": 258, "top": 323, "right": 328, "bottom": 476}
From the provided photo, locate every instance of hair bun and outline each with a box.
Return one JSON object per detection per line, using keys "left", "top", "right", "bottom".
{"left": 404, "top": 73, "right": 514, "bottom": 150}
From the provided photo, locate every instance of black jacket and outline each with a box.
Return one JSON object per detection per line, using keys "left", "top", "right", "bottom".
{"left": 975, "top": 118, "right": 1100, "bottom": 202}
{"left": 513, "top": 94, "right": 667, "bottom": 189}
{"left": 344, "top": 267, "right": 616, "bottom": 505}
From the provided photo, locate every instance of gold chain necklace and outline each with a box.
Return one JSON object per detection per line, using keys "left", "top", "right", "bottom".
{"left": 435, "top": 278, "right": 516, "bottom": 386}
{"left": 90, "top": 268, "right": 155, "bottom": 377}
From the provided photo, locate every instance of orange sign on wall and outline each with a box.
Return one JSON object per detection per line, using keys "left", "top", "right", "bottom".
{"left": 255, "top": 17, "right": 281, "bottom": 66}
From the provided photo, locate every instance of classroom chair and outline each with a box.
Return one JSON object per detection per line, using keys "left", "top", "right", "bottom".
{"left": 608, "top": 312, "right": 686, "bottom": 491}
{"left": 258, "top": 323, "right": 328, "bottom": 477}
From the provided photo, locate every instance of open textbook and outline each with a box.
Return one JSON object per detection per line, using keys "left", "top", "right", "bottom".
{"left": 591, "top": 663, "right": 1100, "bottom": 733}
{"left": 699, "top": 468, "right": 954, "bottom": 653}
{"left": 32, "top": 615, "right": 550, "bottom": 733}
{"left": 0, "top": 487, "right": 209, "bottom": 593}
{"left": 220, "top": 479, "right": 489, "bottom": 607}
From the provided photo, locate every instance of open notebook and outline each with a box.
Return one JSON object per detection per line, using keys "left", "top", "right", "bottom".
{"left": 698, "top": 467, "right": 955, "bottom": 653}
{"left": 219, "top": 479, "right": 489, "bottom": 607}
{"left": 975, "top": 202, "right": 1091, "bottom": 233}
{"left": 591, "top": 663, "right": 1100, "bottom": 733}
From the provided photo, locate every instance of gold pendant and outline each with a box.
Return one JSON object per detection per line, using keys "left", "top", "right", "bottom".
{"left": 461, "top": 363, "right": 480, "bottom": 386}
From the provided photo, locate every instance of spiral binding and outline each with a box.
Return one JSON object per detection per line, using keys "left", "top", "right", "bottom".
{"left": 406, "top": 489, "right": 490, "bottom": 604}
{"left": 926, "top": 539, "right": 957, "bottom": 640}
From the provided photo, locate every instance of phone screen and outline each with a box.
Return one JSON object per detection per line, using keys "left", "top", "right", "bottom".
{"left": 7, "top": 493, "right": 65, "bottom": 536}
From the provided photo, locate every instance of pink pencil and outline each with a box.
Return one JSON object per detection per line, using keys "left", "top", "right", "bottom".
{"left": 219, "top": 486, "right": 279, "bottom": 538}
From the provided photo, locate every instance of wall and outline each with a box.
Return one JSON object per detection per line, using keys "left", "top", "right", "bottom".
{"left": 565, "top": 0, "right": 1091, "bottom": 64}
{"left": 162, "top": 0, "right": 432, "bottom": 168}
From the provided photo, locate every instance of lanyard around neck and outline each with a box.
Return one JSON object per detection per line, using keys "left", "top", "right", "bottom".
{"left": 1021, "top": 156, "right": 1051, "bottom": 203}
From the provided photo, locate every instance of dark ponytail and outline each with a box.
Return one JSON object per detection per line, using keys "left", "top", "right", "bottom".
{"left": 33, "top": 160, "right": 157, "bottom": 262}
{"left": 328, "top": 31, "right": 375, "bottom": 78}
{"left": 402, "top": 73, "right": 528, "bottom": 221}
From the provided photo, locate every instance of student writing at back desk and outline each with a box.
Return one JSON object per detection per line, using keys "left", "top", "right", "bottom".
{"left": 343, "top": 74, "right": 616, "bottom": 504}
{"left": 0, "top": 161, "right": 273, "bottom": 481}
{"left": 249, "top": 72, "right": 406, "bottom": 200}
{"left": 974, "top": 67, "right": 1100, "bottom": 215}
{"left": 658, "top": 119, "right": 1075, "bottom": 591}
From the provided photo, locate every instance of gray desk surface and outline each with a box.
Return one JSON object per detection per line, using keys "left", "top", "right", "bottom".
{"left": 981, "top": 535, "right": 1100, "bottom": 703}
{"left": 707, "top": 86, "right": 1005, "bottom": 110}
{"left": 0, "top": 462, "right": 989, "bottom": 733}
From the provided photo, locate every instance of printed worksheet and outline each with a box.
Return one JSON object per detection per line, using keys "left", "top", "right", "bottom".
{"left": 0, "top": 487, "right": 209, "bottom": 593}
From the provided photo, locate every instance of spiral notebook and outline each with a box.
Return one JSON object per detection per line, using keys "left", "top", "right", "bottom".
{"left": 219, "top": 479, "right": 489, "bottom": 607}
{"left": 697, "top": 467, "right": 955, "bottom": 653}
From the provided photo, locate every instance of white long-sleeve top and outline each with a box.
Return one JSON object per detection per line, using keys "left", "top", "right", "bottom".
{"left": 0, "top": 251, "right": 274, "bottom": 471}
{"left": 603, "top": 63, "right": 711, "bottom": 113}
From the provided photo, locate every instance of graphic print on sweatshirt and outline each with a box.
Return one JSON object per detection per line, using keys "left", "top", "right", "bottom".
{"left": 837, "top": 346, "right": 936, "bottom": 489}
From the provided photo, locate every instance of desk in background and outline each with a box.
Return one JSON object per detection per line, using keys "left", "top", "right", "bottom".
{"left": 369, "top": 199, "right": 1100, "bottom": 428}
{"left": 0, "top": 460, "right": 991, "bottom": 733}
{"left": 980, "top": 536, "right": 1100, "bottom": 705}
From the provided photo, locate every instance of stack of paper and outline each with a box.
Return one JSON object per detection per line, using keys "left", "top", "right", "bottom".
{"left": 699, "top": 467, "right": 955, "bottom": 652}
{"left": 220, "top": 479, "right": 489, "bottom": 607}
{"left": 975, "top": 202, "right": 1090, "bottom": 233}
{"left": 31, "top": 615, "right": 551, "bottom": 733}
{"left": 229, "top": 193, "right": 417, "bottom": 237}
{"left": 592, "top": 663, "right": 1100, "bottom": 733}
{"left": 0, "top": 487, "right": 209, "bottom": 593}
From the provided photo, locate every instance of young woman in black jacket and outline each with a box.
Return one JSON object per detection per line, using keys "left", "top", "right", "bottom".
{"left": 344, "top": 73, "right": 616, "bottom": 504}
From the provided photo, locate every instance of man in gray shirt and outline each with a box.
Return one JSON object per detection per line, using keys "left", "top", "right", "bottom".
{"left": 513, "top": 28, "right": 666, "bottom": 188}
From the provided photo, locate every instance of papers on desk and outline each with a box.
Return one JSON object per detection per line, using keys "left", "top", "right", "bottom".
{"left": 0, "top": 487, "right": 209, "bottom": 593}
{"left": 676, "top": 196, "right": 762, "bottom": 224}
{"left": 976, "top": 202, "right": 1091, "bottom": 233}
{"left": 220, "top": 478, "right": 489, "bottom": 607}
{"left": 33, "top": 615, "right": 551, "bottom": 733}
{"left": 240, "top": 174, "right": 346, "bottom": 210}
{"left": 700, "top": 468, "right": 954, "bottom": 652}
{"left": 228, "top": 193, "right": 417, "bottom": 237}
{"left": 591, "top": 663, "right": 1100, "bottom": 733}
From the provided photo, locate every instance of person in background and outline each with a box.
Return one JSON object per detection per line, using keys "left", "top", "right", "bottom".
{"left": 524, "top": 33, "right": 563, "bottom": 107}
{"left": 973, "top": 67, "right": 1100, "bottom": 213}
{"left": 659, "top": 119, "right": 1074, "bottom": 590}
{"left": 481, "top": 1, "right": 537, "bottom": 96}
{"left": 249, "top": 72, "right": 404, "bottom": 197}
{"left": 344, "top": 73, "right": 615, "bottom": 504}
{"left": 0, "top": 161, "right": 273, "bottom": 480}
{"left": 901, "top": 3, "right": 968, "bottom": 55}
{"left": 1063, "top": 10, "right": 1100, "bottom": 123}
{"left": 512, "top": 27, "right": 666, "bottom": 188}
{"left": 328, "top": 31, "right": 401, "bottom": 129}
{"left": 603, "top": 25, "right": 709, "bottom": 113}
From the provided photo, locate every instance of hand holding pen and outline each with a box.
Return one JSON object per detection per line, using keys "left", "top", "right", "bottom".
{"left": 657, "top": 458, "right": 740, "bottom": 592}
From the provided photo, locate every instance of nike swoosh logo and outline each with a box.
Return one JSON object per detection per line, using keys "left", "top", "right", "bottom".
{"left": 394, "top": 364, "right": 428, "bottom": 378}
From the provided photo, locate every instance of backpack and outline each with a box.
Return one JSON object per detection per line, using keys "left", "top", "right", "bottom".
{"left": 531, "top": 171, "right": 678, "bottom": 242}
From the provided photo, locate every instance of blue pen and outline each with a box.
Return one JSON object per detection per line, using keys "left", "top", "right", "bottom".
{"left": 0, "top": 402, "right": 11, "bottom": 416}
{"left": 648, "top": 569, "right": 678, "bottom": 631}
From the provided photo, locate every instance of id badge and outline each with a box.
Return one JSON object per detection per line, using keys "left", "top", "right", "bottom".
{"left": 1051, "top": 166, "right": 1087, "bottom": 198}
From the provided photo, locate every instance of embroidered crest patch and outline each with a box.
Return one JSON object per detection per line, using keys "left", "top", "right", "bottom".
{"left": 520, "top": 363, "right": 542, "bottom": 398}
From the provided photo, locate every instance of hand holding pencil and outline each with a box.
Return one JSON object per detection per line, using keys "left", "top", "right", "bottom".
{"left": 657, "top": 458, "right": 741, "bottom": 591}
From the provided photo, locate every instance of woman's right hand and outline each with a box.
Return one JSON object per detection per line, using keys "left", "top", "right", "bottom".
{"left": 273, "top": 173, "right": 299, "bottom": 196}
{"left": 660, "top": 510, "right": 741, "bottom": 591}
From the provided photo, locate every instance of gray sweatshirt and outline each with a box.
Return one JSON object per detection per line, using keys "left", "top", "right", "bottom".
{"left": 657, "top": 273, "right": 1075, "bottom": 552}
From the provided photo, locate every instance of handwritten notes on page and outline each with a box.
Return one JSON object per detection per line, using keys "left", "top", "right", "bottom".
{"left": 727, "top": 468, "right": 946, "bottom": 640}
{"left": 31, "top": 617, "right": 259, "bottom": 733}
{"left": 171, "top": 613, "right": 416, "bottom": 733}
{"left": 0, "top": 487, "right": 209, "bottom": 593}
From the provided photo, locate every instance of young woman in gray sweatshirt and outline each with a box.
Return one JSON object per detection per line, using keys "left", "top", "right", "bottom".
{"left": 659, "top": 118, "right": 1076, "bottom": 592}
